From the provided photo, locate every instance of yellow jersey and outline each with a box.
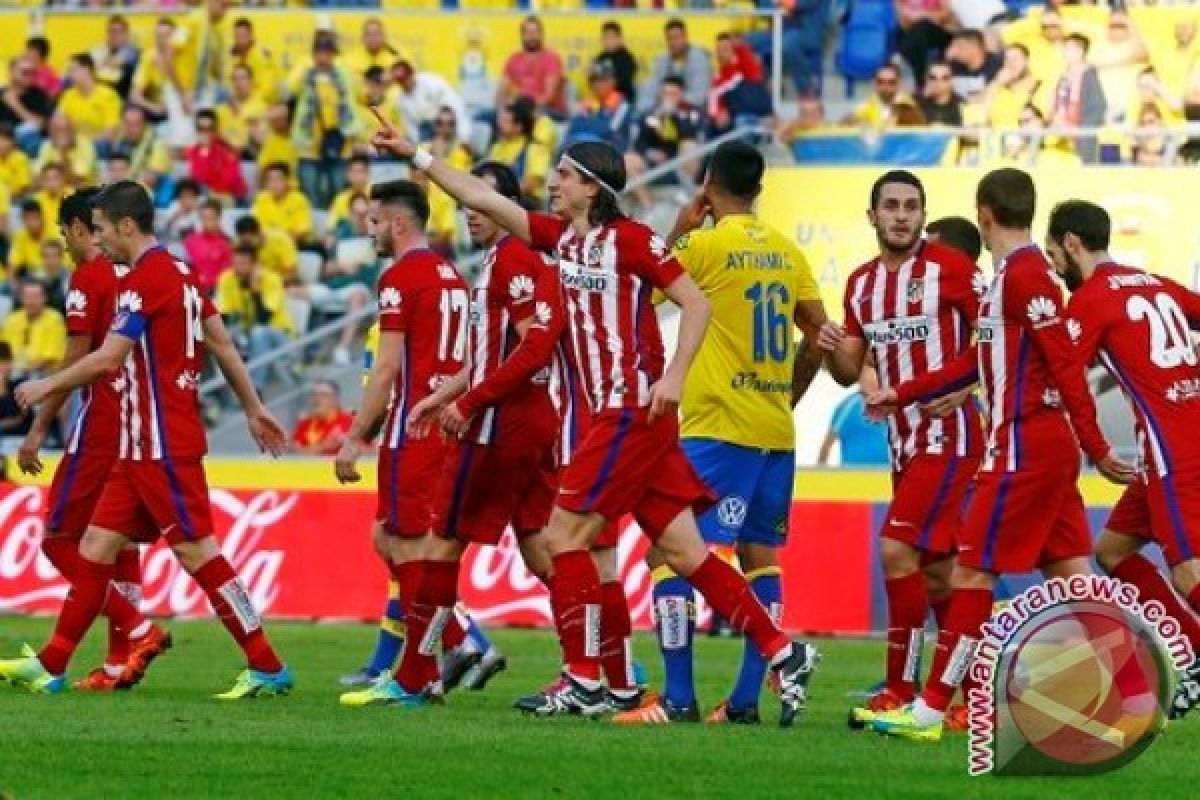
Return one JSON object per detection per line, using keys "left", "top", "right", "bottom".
{"left": 0, "top": 148, "right": 32, "bottom": 196}
{"left": 252, "top": 190, "right": 313, "bottom": 241}
{"left": 1, "top": 307, "right": 68, "bottom": 373}
{"left": 672, "top": 214, "right": 819, "bottom": 451}
{"left": 216, "top": 95, "right": 267, "bottom": 153}
{"left": 214, "top": 268, "right": 294, "bottom": 334}
{"left": 257, "top": 131, "right": 300, "bottom": 177}
{"left": 256, "top": 226, "right": 300, "bottom": 279}
{"left": 56, "top": 85, "right": 122, "bottom": 139}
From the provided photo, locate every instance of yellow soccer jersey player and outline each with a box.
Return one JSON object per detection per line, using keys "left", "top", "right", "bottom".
{"left": 672, "top": 212, "right": 822, "bottom": 451}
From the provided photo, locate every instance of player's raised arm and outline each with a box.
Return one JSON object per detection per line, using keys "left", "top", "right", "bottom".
{"left": 14, "top": 330, "right": 134, "bottom": 411}
{"left": 203, "top": 314, "right": 285, "bottom": 457}
{"left": 17, "top": 334, "right": 91, "bottom": 475}
{"left": 370, "top": 114, "right": 530, "bottom": 242}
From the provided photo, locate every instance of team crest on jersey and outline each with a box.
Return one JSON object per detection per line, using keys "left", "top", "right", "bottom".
{"left": 906, "top": 279, "right": 924, "bottom": 304}
{"left": 65, "top": 289, "right": 87, "bottom": 315}
{"left": 1066, "top": 318, "right": 1082, "bottom": 343}
{"left": 175, "top": 370, "right": 201, "bottom": 391}
{"left": 379, "top": 287, "right": 402, "bottom": 311}
{"left": 1026, "top": 296, "right": 1057, "bottom": 327}
{"left": 117, "top": 290, "right": 143, "bottom": 313}
{"left": 648, "top": 233, "right": 668, "bottom": 259}
{"left": 717, "top": 496, "right": 748, "bottom": 529}
{"left": 110, "top": 373, "right": 127, "bottom": 392}
{"left": 508, "top": 274, "right": 535, "bottom": 302}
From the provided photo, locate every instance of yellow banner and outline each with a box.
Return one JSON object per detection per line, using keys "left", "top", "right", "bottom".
{"left": 760, "top": 166, "right": 1200, "bottom": 315}
{"left": 1, "top": 9, "right": 761, "bottom": 87}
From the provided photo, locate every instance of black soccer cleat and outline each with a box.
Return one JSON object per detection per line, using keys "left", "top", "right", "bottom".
{"left": 463, "top": 650, "right": 508, "bottom": 691}
{"left": 441, "top": 647, "right": 483, "bottom": 692}
{"left": 1170, "top": 659, "right": 1200, "bottom": 720}
{"left": 513, "top": 673, "right": 610, "bottom": 717}
{"left": 774, "top": 641, "right": 821, "bottom": 728}
{"left": 605, "top": 687, "right": 645, "bottom": 713}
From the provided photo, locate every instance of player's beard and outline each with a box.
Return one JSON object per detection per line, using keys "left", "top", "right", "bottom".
{"left": 875, "top": 226, "right": 921, "bottom": 259}
{"left": 1059, "top": 253, "right": 1085, "bottom": 292}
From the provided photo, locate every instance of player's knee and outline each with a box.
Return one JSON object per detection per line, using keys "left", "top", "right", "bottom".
{"left": 1094, "top": 531, "right": 1136, "bottom": 574}
{"left": 644, "top": 544, "right": 668, "bottom": 571}
{"left": 544, "top": 508, "right": 597, "bottom": 555}
{"left": 591, "top": 547, "right": 618, "bottom": 582}
{"left": 952, "top": 564, "right": 995, "bottom": 591}
{"left": 1171, "top": 559, "right": 1200, "bottom": 597}
{"left": 172, "top": 536, "right": 219, "bottom": 574}
{"left": 879, "top": 537, "right": 920, "bottom": 578}
{"left": 736, "top": 542, "right": 778, "bottom": 573}
{"left": 656, "top": 524, "right": 709, "bottom": 577}
{"left": 78, "top": 528, "right": 124, "bottom": 564}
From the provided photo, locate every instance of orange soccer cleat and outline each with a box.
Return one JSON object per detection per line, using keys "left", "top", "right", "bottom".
{"left": 117, "top": 625, "right": 173, "bottom": 689}
{"left": 74, "top": 667, "right": 123, "bottom": 692}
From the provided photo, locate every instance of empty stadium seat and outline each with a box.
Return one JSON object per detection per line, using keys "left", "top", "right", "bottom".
{"left": 297, "top": 251, "right": 324, "bottom": 286}
{"left": 835, "top": 0, "right": 896, "bottom": 97}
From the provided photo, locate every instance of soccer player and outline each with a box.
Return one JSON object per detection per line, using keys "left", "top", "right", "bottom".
{"left": 2, "top": 181, "right": 293, "bottom": 699}
{"left": 817, "top": 171, "right": 984, "bottom": 722}
{"left": 926, "top": 215, "right": 982, "bottom": 263}
{"left": 334, "top": 179, "right": 470, "bottom": 706}
{"left": 370, "top": 123, "right": 819, "bottom": 726}
{"left": 864, "top": 168, "right": 1134, "bottom": 740}
{"left": 613, "top": 140, "right": 828, "bottom": 725}
{"left": 1043, "top": 199, "right": 1200, "bottom": 719}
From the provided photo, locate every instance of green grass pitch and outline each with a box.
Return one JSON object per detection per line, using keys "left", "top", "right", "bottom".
{"left": 0, "top": 617, "right": 1195, "bottom": 799}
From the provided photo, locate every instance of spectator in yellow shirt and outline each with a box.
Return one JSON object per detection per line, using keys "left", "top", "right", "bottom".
{"left": 327, "top": 154, "right": 372, "bottom": 233}
{"left": 32, "top": 162, "right": 70, "bottom": 233}
{"left": 8, "top": 199, "right": 61, "bottom": 279}
{"left": 228, "top": 16, "right": 281, "bottom": 105}
{"left": 215, "top": 244, "right": 294, "bottom": 393}
{"left": 253, "top": 162, "right": 315, "bottom": 245}
{"left": 219, "top": 64, "right": 268, "bottom": 155}
{"left": 257, "top": 103, "right": 299, "bottom": 177}
{"left": 34, "top": 114, "right": 99, "bottom": 188}
{"left": 839, "top": 64, "right": 918, "bottom": 129}
{"left": 1, "top": 280, "right": 66, "bottom": 379}
{"left": 290, "top": 32, "right": 361, "bottom": 209}
{"left": 177, "top": 0, "right": 231, "bottom": 106}
{"left": 344, "top": 17, "right": 400, "bottom": 84}
{"left": 111, "top": 106, "right": 173, "bottom": 207}
{"left": 130, "top": 17, "right": 195, "bottom": 125}
{"left": 56, "top": 53, "right": 121, "bottom": 152}
{"left": 357, "top": 65, "right": 404, "bottom": 143}
{"left": 234, "top": 215, "right": 298, "bottom": 281}
{"left": 488, "top": 97, "right": 550, "bottom": 204}
{"left": 0, "top": 124, "right": 33, "bottom": 197}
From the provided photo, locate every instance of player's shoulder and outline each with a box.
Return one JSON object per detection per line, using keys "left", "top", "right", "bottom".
{"left": 845, "top": 257, "right": 879, "bottom": 286}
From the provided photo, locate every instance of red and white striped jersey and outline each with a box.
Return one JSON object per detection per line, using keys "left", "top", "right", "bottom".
{"left": 842, "top": 240, "right": 984, "bottom": 468}
{"left": 377, "top": 249, "right": 469, "bottom": 450}
{"left": 109, "top": 246, "right": 210, "bottom": 461}
{"left": 1064, "top": 263, "right": 1200, "bottom": 476}
{"left": 527, "top": 212, "right": 684, "bottom": 414}
{"left": 896, "top": 245, "right": 1111, "bottom": 473}
{"left": 63, "top": 254, "right": 120, "bottom": 455}
{"left": 455, "top": 235, "right": 562, "bottom": 446}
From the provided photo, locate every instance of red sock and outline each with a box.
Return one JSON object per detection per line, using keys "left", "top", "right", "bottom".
{"left": 389, "top": 560, "right": 420, "bottom": 617}
{"left": 193, "top": 556, "right": 282, "bottom": 673}
{"left": 884, "top": 572, "right": 928, "bottom": 700}
{"left": 931, "top": 593, "right": 952, "bottom": 630}
{"left": 687, "top": 554, "right": 790, "bottom": 662}
{"left": 106, "top": 549, "right": 141, "bottom": 667}
{"left": 39, "top": 557, "right": 114, "bottom": 675}
{"left": 441, "top": 612, "right": 468, "bottom": 652}
{"left": 394, "top": 561, "right": 458, "bottom": 692}
{"left": 1113, "top": 553, "right": 1200, "bottom": 649}
{"left": 550, "top": 550, "right": 602, "bottom": 682}
{"left": 921, "top": 587, "right": 993, "bottom": 712}
{"left": 41, "top": 537, "right": 80, "bottom": 581}
{"left": 599, "top": 581, "right": 634, "bottom": 691}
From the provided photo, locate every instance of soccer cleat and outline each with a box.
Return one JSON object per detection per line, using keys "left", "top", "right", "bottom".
{"left": 869, "top": 705, "right": 944, "bottom": 742}
{"left": 462, "top": 650, "right": 507, "bottom": 691}
{"left": 340, "top": 676, "right": 434, "bottom": 708}
{"left": 944, "top": 704, "right": 970, "bottom": 732}
{"left": 611, "top": 693, "right": 700, "bottom": 725}
{"left": 0, "top": 644, "right": 66, "bottom": 694}
{"left": 605, "top": 688, "right": 646, "bottom": 713}
{"left": 74, "top": 667, "right": 123, "bottom": 692}
{"left": 1169, "top": 659, "right": 1200, "bottom": 720}
{"left": 441, "top": 647, "right": 483, "bottom": 692}
{"left": 338, "top": 667, "right": 384, "bottom": 688}
{"left": 117, "top": 625, "right": 172, "bottom": 689}
{"left": 214, "top": 666, "right": 294, "bottom": 700}
{"left": 774, "top": 641, "right": 821, "bottom": 728}
{"left": 847, "top": 687, "right": 910, "bottom": 730}
{"left": 706, "top": 700, "right": 761, "bottom": 725}
{"left": 513, "top": 673, "right": 609, "bottom": 717}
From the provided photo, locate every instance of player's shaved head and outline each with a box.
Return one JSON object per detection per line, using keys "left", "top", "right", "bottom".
{"left": 927, "top": 216, "right": 982, "bottom": 262}
{"left": 1047, "top": 200, "right": 1110, "bottom": 252}
{"left": 94, "top": 180, "right": 155, "bottom": 234}
{"left": 976, "top": 168, "right": 1035, "bottom": 229}
{"left": 706, "top": 140, "right": 764, "bottom": 203}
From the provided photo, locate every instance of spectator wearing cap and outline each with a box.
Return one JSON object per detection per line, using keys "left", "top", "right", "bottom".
{"left": 291, "top": 380, "right": 354, "bottom": 456}
{"left": 487, "top": 97, "right": 551, "bottom": 205}
{"left": 708, "top": 33, "right": 772, "bottom": 135}
{"left": 91, "top": 15, "right": 140, "bottom": 99}
{"left": 215, "top": 244, "right": 295, "bottom": 393}
{"left": 625, "top": 75, "right": 701, "bottom": 208}
{"left": 290, "top": 31, "right": 360, "bottom": 209}
{"left": 235, "top": 215, "right": 298, "bottom": 281}
{"left": 228, "top": 16, "right": 281, "bottom": 106}
{"left": 1, "top": 55, "right": 53, "bottom": 155}
{"left": 56, "top": 53, "right": 122, "bottom": 153}
{"left": 1, "top": 280, "right": 66, "bottom": 380}
{"left": 499, "top": 16, "right": 566, "bottom": 119}
{"left": 594, "top": 21, "right": 638, "bottom": 108}
{"left": 345, "top": 18, "right": 399, "bottom": 78}
{"left": 641, "top": 18, "right": 712, "bottom": 113}
{"left": 566, "top": 61, "right": 632, "bottom": 151}
{"left": 23, "top": 37, "right": 61, "bottom": 99}
{"left": 186, "top": 108, "right": 248, "bottom": 203}
{"left": 390, "top": 58, "right": 471, "bottom": 144}
{"left": 183, "top": 199, "right": 233, "bottom": 296}
{"left": 34, "top": 114, "right": 99, "bottom": 188}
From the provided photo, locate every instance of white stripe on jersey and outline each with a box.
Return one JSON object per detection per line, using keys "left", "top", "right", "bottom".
{"left": 118, "top": 358, "right": 132, "bottom": 459}
{"left": 1100, "top": 349, "right": 1168, "bottom": 476}
{"left": 66, "top": 393, "right": 92, "bottom": 454}
{"left": 139, "top": 337, "right": 163, "bottom": 461}
{"left": 922, "top": 261, "right": 945, "bottom": 455}
{"left": 950, "top": 307, "right": 968, "bottom": 458}
{"left": 868, "top": 264, "right": 901, "bottom": 467}
{"left": 599, "top": 229, "right": 626, "bottom": 410}
{"left": 127, "top": 352, "right": 143, "bottom": 461}
{"left": 578, "top": 229, "right": 606, "bottom": 412}
{"left": 387, "top": 346, "right": 409, "bottom": 450}
{"left": 629, "top": 272, "right": 649, "bottom": 406}
{"left": 892, "top": 259, "right": 921, "bottom": 463}
{"left": 476, "top": 307, "right": 509, "bottom": 445}
{"left": 983, "top": 271, "right": 1010, "bottom": 472}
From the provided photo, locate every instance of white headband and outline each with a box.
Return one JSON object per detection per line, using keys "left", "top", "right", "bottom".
{"left": 561, "top": 153, "right": 619, "bottom": 198}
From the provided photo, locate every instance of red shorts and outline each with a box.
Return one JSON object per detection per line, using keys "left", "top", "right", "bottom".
{"left": 557, "top": 408, "right": 715, "bottom": 539}
{"left": 91, "top": 459, "right": 214, "bottom": 545}
{"left": 883, "top": 454, "right": 978, "bottom": 557}
{"left": 958, "top": 459, "right": 1091, "bottom": 574}
{"left": 431, "top": 439, "right": 558, "bottom": 545}
{"left": 1106, "top": 472, "right": 1200, "bottom": 566}
{"left": 377, "top": 438, "right": 451, "bottom": 537}
{"left": 45, "top": 450, "right": 117, "bottom": 537}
